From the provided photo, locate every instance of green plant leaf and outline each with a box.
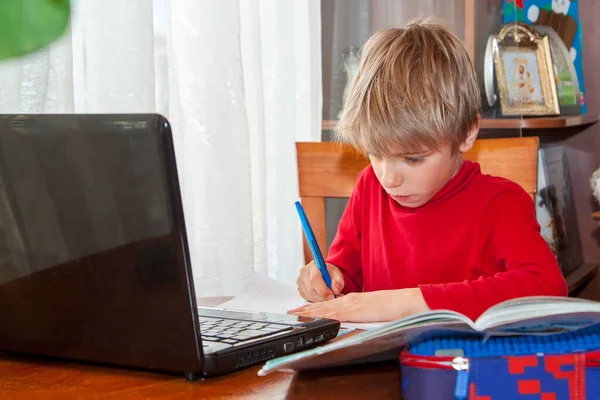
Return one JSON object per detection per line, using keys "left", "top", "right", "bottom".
{"left": 0, "top": 0, "right": 71, "bottom": 59}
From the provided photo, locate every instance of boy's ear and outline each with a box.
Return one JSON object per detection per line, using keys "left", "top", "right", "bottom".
{"left": 458, "top": 115, "right": 480, "bottom": 153}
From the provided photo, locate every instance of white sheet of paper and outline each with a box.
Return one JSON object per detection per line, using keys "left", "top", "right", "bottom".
{"left": 216, "top": 272, "right": 384, "bottom": 331}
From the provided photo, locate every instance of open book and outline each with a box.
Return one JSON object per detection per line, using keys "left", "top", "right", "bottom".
{"left": 258, "top": 296, "right": 600, "bottom": 376}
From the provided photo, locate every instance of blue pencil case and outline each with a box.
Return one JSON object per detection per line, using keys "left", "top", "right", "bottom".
{"left": 399, "top": 327, "right": 600, "bottom": 400}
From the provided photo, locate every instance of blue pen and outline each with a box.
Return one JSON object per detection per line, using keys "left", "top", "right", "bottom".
{"left": 295, "top": 200, "right": 334, "bottom": 293}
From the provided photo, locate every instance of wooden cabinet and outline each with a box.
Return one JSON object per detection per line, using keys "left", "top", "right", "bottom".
{"left": 321, "top": 0, "right": 598, "bottom": 132}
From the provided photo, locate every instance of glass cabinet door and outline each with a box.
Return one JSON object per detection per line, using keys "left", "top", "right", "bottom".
{"left": 321, "top": 0, "right": 466, "bottom": 121}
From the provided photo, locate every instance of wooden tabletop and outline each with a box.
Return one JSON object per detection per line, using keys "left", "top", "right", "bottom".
{"left": 0, "top": 296, "right": 403, "bottom": 399}
{"left": 0, "top": 354, "right": 401, "bottom": 399}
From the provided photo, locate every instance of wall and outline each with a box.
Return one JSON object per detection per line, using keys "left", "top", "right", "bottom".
{"left": 563, "top": 0, "right": 600, "bottom": 300}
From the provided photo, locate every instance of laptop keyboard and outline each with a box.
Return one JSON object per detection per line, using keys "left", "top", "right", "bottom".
{"left": 199, "top": 316, "right": 293, "bottom": 345}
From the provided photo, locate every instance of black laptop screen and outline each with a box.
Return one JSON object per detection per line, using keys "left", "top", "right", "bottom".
{"left": 0, "top": 114, "right": 202, "bottom": 374}
{"left": 0, "top": 116, "right": 172, "bottom": 283}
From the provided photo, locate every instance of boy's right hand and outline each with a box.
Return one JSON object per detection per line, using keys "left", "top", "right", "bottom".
{"left": 297, "top": 261, "right": 344, "bottom": 302}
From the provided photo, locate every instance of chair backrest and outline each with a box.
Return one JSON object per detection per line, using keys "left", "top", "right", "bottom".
{"left": 296, "top": 137, "right": 539, "bottom": 264}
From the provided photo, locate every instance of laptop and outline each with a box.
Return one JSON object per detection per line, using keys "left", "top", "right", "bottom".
{"left": 0, "top": 114, "right": 340, "bottom": 380}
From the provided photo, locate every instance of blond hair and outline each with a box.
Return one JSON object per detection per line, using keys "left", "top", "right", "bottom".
{"left": 335, "top": 19, "right": 480, "bottom": 155}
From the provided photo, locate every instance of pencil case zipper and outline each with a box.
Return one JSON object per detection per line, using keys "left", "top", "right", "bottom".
{"left": 401, "top": 349, "right": 600, "bottom": 400}
{"left": 400, "top": 353, "right": 470, "bottom": 399}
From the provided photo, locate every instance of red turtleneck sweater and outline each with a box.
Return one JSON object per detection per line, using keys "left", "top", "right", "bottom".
{"left": 325, "top": 161, "right": 568, "bottom": 321}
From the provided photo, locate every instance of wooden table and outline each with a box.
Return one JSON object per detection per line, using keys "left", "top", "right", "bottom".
{"left": 0, "top": 297, "right": 403, "bottom": 399}
{"left": 0, "top": 354, "right": 401, "bottom": 399}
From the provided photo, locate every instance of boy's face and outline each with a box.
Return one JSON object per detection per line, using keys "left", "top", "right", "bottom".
{"left": 369, "top": 144, "right": 464, "bottom": 208}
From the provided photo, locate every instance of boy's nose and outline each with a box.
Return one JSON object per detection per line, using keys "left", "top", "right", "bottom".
{"left": 381, "top": 165, "right": 403, "bottom": 189}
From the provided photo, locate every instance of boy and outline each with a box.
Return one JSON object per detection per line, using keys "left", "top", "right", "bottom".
{"left": 290, "top": 20, "right": 568, "bottom": 323}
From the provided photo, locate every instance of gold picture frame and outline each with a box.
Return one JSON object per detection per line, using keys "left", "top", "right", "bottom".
{"left": 493, "top": 22, "right": 560, "bottom": 117}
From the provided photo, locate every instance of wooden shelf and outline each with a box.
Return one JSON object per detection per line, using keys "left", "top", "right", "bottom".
{"left": 322, "top": 114, "right": 598, "bottom": 131}
{"left": 566, "top": 263, "right": 599, "bottom": 296}
{"left": 479, "top": 114, "right": 599, "bottom": 130}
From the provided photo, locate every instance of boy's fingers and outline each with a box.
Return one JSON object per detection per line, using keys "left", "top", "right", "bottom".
{"left": 306, "top": 285, "right": 327, "bottom": 303}
{"left": 297, "top": 270, "right": 326, "bottom": 303}
{"left": 328, "top": 266, "right": 345, "bottom": 294}
{"left": 309, "top": 267, "right": 334, "bottom": 299}
{"left": 302, "top": 276, "right": 327, "bottom": 302}
{"left": 297, "top": 280, "right": 310, "bottom": 301}
{"left": 297, "top": 263, "right": 316, "bottom": 301}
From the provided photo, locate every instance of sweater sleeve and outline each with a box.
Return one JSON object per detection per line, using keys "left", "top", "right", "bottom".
{"left": 324, "top": 169, "right": 367, "bottom": 294}
{"left": 419, "top": 187, "right": 568, "bottom": 321}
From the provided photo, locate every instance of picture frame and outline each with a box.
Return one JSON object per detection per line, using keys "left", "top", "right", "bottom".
{"left": 492, "top": 22, "right": 560, "bottom": 117}
{"left": 483, "top": 35, "right": 497, "bottom": 108}
{"left": 532, "top": 24, "right": 581, "bottom": 115}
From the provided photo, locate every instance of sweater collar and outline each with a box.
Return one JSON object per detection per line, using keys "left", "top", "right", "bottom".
{"left": 428, "top": 160, "right": 480, "bottom": 204}
{"left": 389, "top": 160, "right": 481, "bottom": 211}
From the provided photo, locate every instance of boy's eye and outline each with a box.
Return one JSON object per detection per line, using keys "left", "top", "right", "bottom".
{"left": 404, "top": 156, "right": 425, "bottom": 164}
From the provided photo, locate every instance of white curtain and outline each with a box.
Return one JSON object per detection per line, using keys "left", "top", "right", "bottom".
{"left": 0, "top": 0, "right": 322, "bottom": 296}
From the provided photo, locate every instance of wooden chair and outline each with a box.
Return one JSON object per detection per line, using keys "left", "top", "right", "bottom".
{"left": 296, "top": 137, "right": 539, "bottom": 264}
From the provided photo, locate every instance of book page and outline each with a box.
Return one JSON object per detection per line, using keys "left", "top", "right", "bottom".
{"left": 214, "top": 272, "right": 386, "bottom": 331}
{"left": 475, "top": 296, "right": 600, "bottom": 334}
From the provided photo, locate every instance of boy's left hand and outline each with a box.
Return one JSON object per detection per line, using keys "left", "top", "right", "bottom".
{"left": 287, "top": 288, "right": 429, "bottom": 323}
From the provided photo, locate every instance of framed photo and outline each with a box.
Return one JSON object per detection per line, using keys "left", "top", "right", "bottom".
{"left": 493, "top": 22, "right": 560, "bottom": 116}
